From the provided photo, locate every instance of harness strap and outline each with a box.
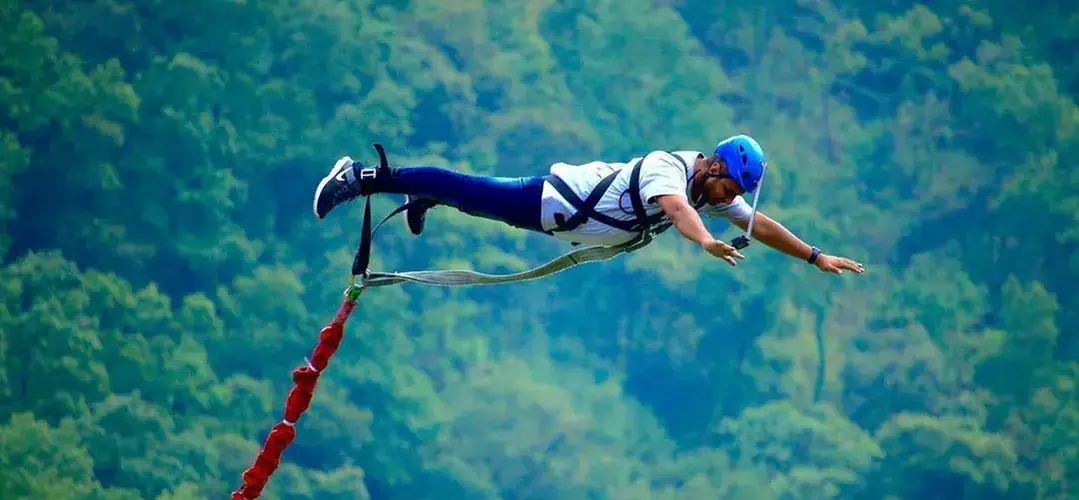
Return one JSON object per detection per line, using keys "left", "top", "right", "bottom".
{"left": 627, "top": 158, "right": 659, "bottom": 228}
{"left": 546, "top": 170, "right": 637, "bottom": 233}
{"left": 547, "top": 152, "right": 683, "bottom": 236}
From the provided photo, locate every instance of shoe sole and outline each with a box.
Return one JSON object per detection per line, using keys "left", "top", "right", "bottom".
{"left": 313, "top": 156, "right": 353, "bottom": 219}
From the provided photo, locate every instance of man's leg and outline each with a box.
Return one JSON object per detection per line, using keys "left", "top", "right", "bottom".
{"left": 313, "top": 156, "right": 546, "bottom": 233}
{"left": 389, "top": 166, "right": 547, "bottom": 233}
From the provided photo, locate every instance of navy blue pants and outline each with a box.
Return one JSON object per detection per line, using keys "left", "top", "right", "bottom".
{"left": 383, "top": 166, "right": 547, "bottom": 233}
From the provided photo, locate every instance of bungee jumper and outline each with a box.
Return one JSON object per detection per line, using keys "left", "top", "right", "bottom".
{"left": 230, "top": 135, "right": 865, "bottom": 499}
{"left": 312, "top": 134, "right": 865, "bottom": 280}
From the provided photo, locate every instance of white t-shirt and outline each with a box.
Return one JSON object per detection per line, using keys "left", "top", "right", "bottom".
{"left": 539, "top": 150, "right": 754, "bottom": 246}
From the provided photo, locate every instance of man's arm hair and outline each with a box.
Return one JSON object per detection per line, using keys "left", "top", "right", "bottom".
{"left": 655, "top": 194, "right": 714, "bottom": 246}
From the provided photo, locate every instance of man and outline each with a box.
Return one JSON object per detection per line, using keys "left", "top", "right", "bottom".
{"left": 312, "top": 135, "right": 865, "bottom": 275}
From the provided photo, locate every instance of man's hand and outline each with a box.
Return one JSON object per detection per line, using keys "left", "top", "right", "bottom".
{"left": 701, "top": 239, "right": 745, "bottom": 266}
{"left": 814, "top": 254, "right": 865, "bottom": 275}
{"left": 654, "top": 195, "right": 746, "bottom": 266}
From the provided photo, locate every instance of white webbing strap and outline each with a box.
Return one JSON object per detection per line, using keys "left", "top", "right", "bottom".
{"left": 360, "top": 227, "right": 664, "bottom": 288}
{"left": 744, "top": 163, "right": 767, "bottom": 238}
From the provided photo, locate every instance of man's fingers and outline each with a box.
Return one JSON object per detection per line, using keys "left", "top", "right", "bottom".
{"left": 843, "top": 259, "right": 865, "bottom": 273}
{"left": 826, "top": 256, "right": 865, "bottom": 274}
{"left": 725, "top": 256, "right": 737, "bottom": 266}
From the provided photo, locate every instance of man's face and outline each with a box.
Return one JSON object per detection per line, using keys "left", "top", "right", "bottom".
{"left": 700, "top": 155, "right": 745, "bottom": 205}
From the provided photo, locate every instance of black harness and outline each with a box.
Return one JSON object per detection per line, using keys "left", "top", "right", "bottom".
{"left": 543, "top": 152, "right": 704, "bottom": 244}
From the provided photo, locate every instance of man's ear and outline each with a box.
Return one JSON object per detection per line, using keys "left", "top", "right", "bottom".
{"left": 708, "top": 158, "right": 725, "bottom": 175}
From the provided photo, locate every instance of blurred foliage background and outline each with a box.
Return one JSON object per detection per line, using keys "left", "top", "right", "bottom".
{"left": 1, "top": 0, "right": 1077, "bottom": 498}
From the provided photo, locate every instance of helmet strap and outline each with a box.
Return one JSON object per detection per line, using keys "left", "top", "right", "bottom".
{"left": 743, "top": 163, "right": 767, "bottom": 240}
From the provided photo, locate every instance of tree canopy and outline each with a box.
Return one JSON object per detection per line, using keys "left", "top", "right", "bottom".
{"left": 2, "top": 0, "right": 1076, "bottom": 498}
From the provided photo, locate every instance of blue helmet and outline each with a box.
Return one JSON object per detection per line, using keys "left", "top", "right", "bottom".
{"left": 713, "top": 134, "right": 766, "bottom": 193}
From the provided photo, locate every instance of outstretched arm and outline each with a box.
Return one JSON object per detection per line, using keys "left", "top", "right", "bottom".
{"left": 656, "top": 194, "right": 745, "bottom": 266}
{"left": 733, "top": 212, "right": 812, "bottom": 260}
{"left": 732, "top": 212, "right": 864, "bottom": 274}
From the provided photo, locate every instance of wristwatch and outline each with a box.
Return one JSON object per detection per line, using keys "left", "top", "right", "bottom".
{"left": 807, "top": 246, "right": 821, "bottom": 264}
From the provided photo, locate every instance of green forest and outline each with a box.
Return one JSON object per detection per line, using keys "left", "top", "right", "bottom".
{"left": 2, "top": 0, "right": 1077, "bottom": 498}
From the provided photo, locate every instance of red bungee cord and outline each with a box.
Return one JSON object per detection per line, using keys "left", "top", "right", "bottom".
{"left": 230, "top": 285, "right": 364, "bottom": 499}
{"left": 233, "top": 143, "right": 387, "bottom": 498}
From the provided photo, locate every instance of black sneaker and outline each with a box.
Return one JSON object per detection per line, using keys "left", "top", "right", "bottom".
{"left": 312, "top": 156, "right": 380, "bottom": 220}
{"left": 405, "top": 196, "right": 437, "bottom": 235}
